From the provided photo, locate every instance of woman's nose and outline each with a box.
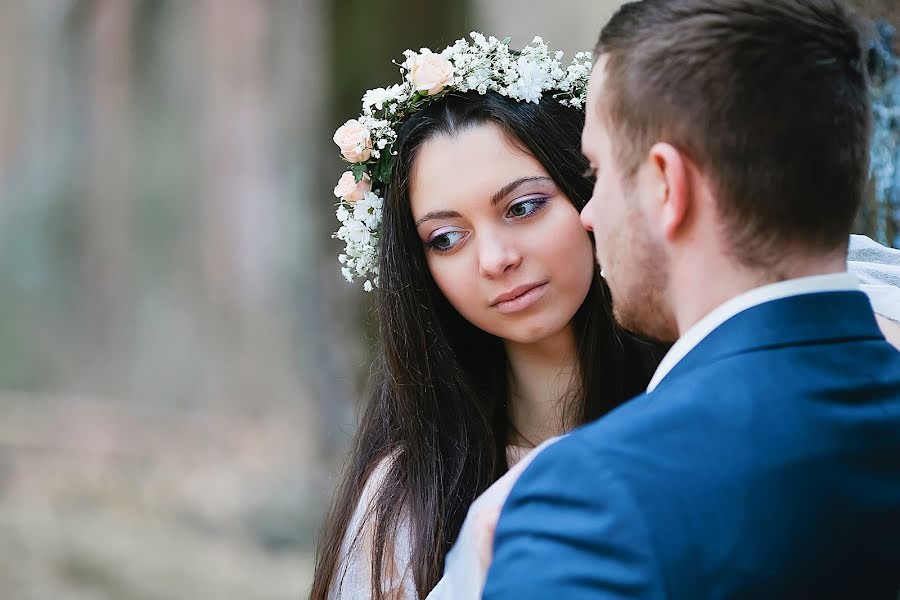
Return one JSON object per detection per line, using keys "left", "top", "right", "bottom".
{"left": 478, "top": 234, "right": 522, "bottom": 278}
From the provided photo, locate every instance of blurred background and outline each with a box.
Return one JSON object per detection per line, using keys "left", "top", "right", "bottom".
{"left": 0, "top": 1, "right": 896, "bottom": 598}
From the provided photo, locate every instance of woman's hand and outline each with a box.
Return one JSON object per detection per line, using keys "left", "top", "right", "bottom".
{"left": 876, "top": 314, "right": 900, "bottom": 351}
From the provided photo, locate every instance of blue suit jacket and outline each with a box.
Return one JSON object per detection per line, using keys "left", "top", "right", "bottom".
{"left": 484, "top": 291, "right": 900, "bottom": 599}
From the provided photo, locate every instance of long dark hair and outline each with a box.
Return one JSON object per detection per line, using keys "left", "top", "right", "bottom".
{"left": 311, "top": 91, "right": 664, "bottom": 599}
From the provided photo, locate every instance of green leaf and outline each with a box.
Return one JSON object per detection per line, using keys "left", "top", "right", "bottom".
{"left": 350, "top": 163, "right": 367, "bottom": 182}
{"left": 501, "top": 36, "right": 511, "bottom": 45}
{"left": 373, "top": 155, "right": 394, "bottom": 183}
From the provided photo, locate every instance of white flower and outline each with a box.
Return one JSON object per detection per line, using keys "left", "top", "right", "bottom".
{"left": 362, "top": 84, "right": 408, "bottom": 111}
{"left": 354, "top": 192, "right": 384, "bottom": 229}
{"left": 363, "top": 280, "right": 374, "bottom": 292}
{"left": 345, "top": 220, "right": 372, "bottom": 245}
{"left": 341, "top": 267, "right": 353, "bottom": 282}
{"left": 512, "top": 58, "right": 550, "bottom": 102}
{"left": 353, "top": 192, "right": 376, "bottom": 215}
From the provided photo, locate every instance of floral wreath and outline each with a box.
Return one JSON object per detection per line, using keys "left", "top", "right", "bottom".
{"left": 332, "top": 32, "right": 593, "bottom": 291}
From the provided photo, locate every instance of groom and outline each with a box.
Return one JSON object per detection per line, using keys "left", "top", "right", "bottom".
{"left": 484, "top": 0, "right": 900, "bottom": 598}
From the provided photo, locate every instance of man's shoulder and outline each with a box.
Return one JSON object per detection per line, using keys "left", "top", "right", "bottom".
{"left": 543, "top": 335, "right": 900, "bottom": 482}
{"left": 502, "top": 430, "right": 655, "bottom": 538}
{"left": 511, "top": 407, "right": 663, "bottom": 500}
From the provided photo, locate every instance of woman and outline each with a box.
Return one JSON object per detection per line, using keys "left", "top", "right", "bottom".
{"left": 313, "top": 34, "right": 900, "bottom": 600}
{"left": 313, "top": 35, "right": 665, "bottom": 599}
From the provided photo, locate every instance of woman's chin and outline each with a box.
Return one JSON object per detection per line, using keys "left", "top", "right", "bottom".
{"left": 495, "top": 317, "right": 571, "bottom": 346}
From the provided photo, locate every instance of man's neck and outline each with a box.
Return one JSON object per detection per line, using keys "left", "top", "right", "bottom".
{"left": 671, "top": 249, "right": 848, "bottom": 336}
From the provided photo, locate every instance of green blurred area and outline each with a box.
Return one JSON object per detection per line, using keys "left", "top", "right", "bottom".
{"left": 0, "top": 1, "right": 475, "bottom": 596}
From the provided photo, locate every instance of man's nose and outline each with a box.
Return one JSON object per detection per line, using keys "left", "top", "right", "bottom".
{"left": 580, "top": 198, "right": 595, "bottom": 232}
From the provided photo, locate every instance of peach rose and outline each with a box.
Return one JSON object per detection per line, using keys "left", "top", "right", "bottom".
{"left": 408, "top": 50, "right": 454, "bottom": 95}
{"left": 333, "top": 119, "right": 372, "bottom": 163}
{"left": 333, "top": 171, "right": 371, "bottom": 203}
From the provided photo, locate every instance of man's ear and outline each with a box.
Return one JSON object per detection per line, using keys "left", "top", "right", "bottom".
{"left": 646, "top": 142, "right": 692, "bottom": 241}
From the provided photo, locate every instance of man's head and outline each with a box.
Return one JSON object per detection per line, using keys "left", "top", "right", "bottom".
{"left": 581, "top": 0, "right": 871, "bottom": 340}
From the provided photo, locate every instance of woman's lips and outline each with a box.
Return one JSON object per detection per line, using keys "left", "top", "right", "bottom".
{"left": 491, "top": 282, "right": 548, "bottom": 314}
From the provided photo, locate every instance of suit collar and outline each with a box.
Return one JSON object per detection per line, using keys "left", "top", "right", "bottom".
{"left": 650, "top": 290, "right": 883, "bottom": 395}
{"left": 647, "top": 273, "right": 859, "bottom": 392}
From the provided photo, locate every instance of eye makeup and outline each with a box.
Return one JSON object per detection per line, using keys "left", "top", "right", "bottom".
{"left": 419, "top": 179, "right": 558, "bottom": 255}
{"left": 505, "top": 195, "right": 550, "bottom": 220}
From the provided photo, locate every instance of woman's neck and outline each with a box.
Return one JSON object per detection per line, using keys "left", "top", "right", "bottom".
{"left": 504, "top": 324, "right": 579, "bottom": 448}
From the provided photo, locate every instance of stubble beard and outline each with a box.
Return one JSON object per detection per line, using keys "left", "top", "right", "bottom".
{"left": 610, "top": 275, "right": 676, "bottom": 343}
{"left": 604, "top": 221, "right": 678, "bottom": 344}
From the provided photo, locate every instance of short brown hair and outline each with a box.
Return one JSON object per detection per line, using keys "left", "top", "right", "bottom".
{"left": 596, "top": 0, "right": 871, "bottom": 267}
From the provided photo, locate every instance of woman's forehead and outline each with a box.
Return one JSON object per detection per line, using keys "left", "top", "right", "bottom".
{"left": 409, "top": 123, "right": 548, "bottom": 215}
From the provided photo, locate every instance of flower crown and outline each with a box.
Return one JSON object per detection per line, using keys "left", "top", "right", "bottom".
{"left": 332, "top": 32, "right": 593, "bottom": 291}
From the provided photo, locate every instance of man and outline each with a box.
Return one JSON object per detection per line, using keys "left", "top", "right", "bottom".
{"left": 483, "top": 0, "right": 900, "bottom": 597}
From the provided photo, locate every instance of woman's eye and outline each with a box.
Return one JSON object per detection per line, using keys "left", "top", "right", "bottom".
{"left": 506, "top": 197, "right": 548, "bottom": 219}
{"left": 427, "top": 230, "right": 466, "bottom": 253}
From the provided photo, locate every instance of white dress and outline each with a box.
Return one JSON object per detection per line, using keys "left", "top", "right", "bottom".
{"left": 331, "top": 446, "right": 537, "bottom": 599}
{"left": 336, "top": 235, "right": 900, "bottom": 600}
{"left": 329, "top": 452, "right": 416, "bottom": 600}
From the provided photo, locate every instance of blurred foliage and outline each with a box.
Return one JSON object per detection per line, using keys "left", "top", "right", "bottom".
{"left": 862, "top": 20, "right": 900, "bottom": 247}
{"left": 329, "top": 0, "right": 471, "bottom": 125}
{"left": 0, "top": 1, "right": 326, "bottom": 597}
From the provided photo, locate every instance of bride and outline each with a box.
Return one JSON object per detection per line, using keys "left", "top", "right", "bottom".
{"left": 312, "top": 33, "right": 900, "bottom": 600}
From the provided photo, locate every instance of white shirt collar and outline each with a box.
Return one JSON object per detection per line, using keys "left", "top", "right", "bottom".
{"left": 646, "top": 272, "right": 860, "bottom": 392}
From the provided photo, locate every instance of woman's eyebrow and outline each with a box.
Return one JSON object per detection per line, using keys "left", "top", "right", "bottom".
{"left": 415, "top": 209, "right": 462, "bottom": 227}
{"left": 490, "top": 176, "right": 553, "bottom": 206}
{"left": 414, "top": 176, "right": 552, "bottom": 227}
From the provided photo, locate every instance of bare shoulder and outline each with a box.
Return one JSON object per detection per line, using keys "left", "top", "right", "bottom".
{"left": 331, "top": 450, "right": 415, "bottom": 599}
{"left": 876, "top": 314, "right": 900, "bottom": 351}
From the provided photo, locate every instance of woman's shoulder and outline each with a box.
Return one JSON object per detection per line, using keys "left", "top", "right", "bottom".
{"left": 330, "top": 449, "right": 416, "bottom": 599}
{"left": 358, "top": 450, "right": 400, "bottom": 506}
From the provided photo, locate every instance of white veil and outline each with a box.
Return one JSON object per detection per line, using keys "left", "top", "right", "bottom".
{"left": 848, "top": 234, "right": 900, "bottom": 322}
